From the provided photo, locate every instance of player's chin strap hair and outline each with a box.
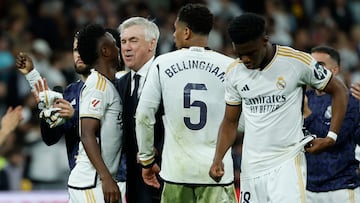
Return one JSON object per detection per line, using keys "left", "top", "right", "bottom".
{"left": 327, "top": 131, "right": 338, "bottom": 142}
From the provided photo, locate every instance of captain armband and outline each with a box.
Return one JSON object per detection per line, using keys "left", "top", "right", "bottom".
{"left": 326, "top": 131, "right": 338, "bottom": 142}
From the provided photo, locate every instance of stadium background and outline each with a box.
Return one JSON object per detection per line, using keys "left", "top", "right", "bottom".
{"left": 0, "top": 0, "right": 359, "bottom": 201}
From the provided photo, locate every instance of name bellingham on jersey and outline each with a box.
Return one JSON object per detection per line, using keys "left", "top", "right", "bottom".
{"left": 164, "top": 59, "right": 225, "bottom": 82}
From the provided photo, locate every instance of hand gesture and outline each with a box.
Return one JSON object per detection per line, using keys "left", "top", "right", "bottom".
{"left": 305, "top": 137, "right": 335, "bottom": 154}
{"left": 15, "top": 52, "right": 34, "bottom": 74}
{"left": 209, "top": 161, "right": 224, "bottom": 183}
{"left": 101, "top": 175, "right": 120, "bottom": 203}
{"left": 53, "top": 98, "right": 75, "bottom": 119}
{"left": 142, "top": 163, "right": 161, "bottom": 189}
{"left": 351, "top": 82, "right": 360, "bottom": 101}
{"left": 1, "top": 106, "right": 23, "bottom": 136}
{"left": 34, "top": 78, "right": 63, "bottom": 109}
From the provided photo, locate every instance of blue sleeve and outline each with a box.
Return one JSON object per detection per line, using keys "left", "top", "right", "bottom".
{"left": 40, "top": 81, "right": 82, "bottom": 146}
{"left": 40, "top": 119, "right": 64, "bottom": 145}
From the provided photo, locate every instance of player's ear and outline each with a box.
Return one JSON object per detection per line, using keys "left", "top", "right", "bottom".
{"left": 184, "top": 27, "right": 191, "bottom": 40}
{"left": 100, "top": 44, "right": 111, "bottom": 57}
{"left": 149, "top": 38, "right": 156, "bottom": 52}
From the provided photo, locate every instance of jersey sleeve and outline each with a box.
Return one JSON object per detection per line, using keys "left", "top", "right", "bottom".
{"left": 299, "top": 58, "right": 332, "bottom": 90}
{"left": 79, "top": 80, "right": 107, "bottom": 120}
{"left": 136, "top": 62, "right": 162, "bottom": 166}
{"left": 225, "top": 66, "right": 242, "bottom": 105}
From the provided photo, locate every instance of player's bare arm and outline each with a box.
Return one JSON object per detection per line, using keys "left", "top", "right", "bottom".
{"left": 303, "top": 95, "right": 312, "bottom": 119}
{"left": 209, "top": 104, "right": 241, "bottom": 182}
{"left": 306, "top": 76, "right": 348, "bottom": 154}
{"left": 80, "top": 118, "right": 120, "bottom": 203}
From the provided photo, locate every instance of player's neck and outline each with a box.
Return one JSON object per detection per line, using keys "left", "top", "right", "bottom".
{"left": 259, "top": 44, "right": 275, "bottom": 71}
{"left": 187, "top": 36, "right": 208, "bottom": 48}
{"left": 95, "top": 62, "right": 116, "bottom": 81}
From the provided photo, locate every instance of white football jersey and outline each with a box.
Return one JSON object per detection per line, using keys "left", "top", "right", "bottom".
{"left": 225, "top": 45, "right": 332, "bottom": 178}
{"left": 68, "top": 70, "right": 123, "bottom": 188}
{"left": 136, "top": 47, "right": 236, "bottom": 184}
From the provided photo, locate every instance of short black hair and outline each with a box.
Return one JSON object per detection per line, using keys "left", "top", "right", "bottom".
{"left": 177, "top": 3, "right": 213, "bottom": 35}
{"left": 228, "top": 13, "right": 266, "bottom": 44}
{"left": 311, "top": 45, "right": 340, "bottom": 65}
{"left": 77, "top": 24, "right": 106, "bottom": 66}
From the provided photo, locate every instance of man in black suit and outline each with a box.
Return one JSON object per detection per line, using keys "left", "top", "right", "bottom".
{"left": 115, "top": 17, "right": 163, "bottom": 203}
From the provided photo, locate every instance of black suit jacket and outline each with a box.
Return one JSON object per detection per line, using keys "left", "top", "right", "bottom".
{"left": 115, "top": 72, "right": 164, "bottom": 203}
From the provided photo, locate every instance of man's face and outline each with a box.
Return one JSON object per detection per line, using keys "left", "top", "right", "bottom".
{"left": 233, "top": 37, "right": 267, "bottom": 70}
{"left": 173, "top": 18, "right": 186, "bottom": 49}
{"left": 311, "top": 52, "right": 338, "bottom": 74}
{"left": 73, "top": 38, "right": 90, "bottom": 75}
{"left": 121, "top": 25, "right": 154, "bottom": 71}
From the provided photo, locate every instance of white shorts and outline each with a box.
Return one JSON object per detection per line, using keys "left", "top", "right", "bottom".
{"left": 69, "top": 183, "right": 123, "bottom": 203}
{"left": 307, "top": 187, "right": 360, "bottom": 203}
{"left": 118, "top": 181, "right": 126, "bottom": 203}
{"left": 240, "top": 153, "right": 307, "bottom": 203}
{"left": 69, "top": 184, "right": 105, "bottom": 203}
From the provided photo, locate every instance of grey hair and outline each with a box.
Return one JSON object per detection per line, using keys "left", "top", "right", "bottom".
{"left": 118, "top": 17, "right": 160, "bottom": 43}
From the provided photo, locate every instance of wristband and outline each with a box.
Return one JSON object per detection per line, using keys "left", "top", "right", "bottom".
{"left": 327, "top": 131, "right": 338, "bottom": 142}
{"left": 141, "top": 161, "right": 155, "bottom": 169}
{"left": 25, "top": 69, "right": 42, "bottom": 90}
{"left": 140, "top": 157, "right": 155, "bottom": 168}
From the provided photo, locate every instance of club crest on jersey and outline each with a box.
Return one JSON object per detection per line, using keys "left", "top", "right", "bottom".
{"left": 89, "top": 97, "right": 102, "bottom": 112}
{"left": 276, "top": 76, "right": 286, "bottom": 90}
{"left": 314, "top": 62, "right": 328, "bottom": 80}
{"left": 324, "top": 105, "right": 332, "bottom": 119}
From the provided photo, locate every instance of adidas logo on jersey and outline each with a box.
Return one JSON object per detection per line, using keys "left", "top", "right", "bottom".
{"left": 241, "top": 84, "right": 250, "bottom": 91}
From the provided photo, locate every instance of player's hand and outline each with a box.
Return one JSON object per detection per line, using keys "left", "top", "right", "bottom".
{"left": 209, "top": 161, "right": 224, "bottom": 182}
{"left": 101, "top": 175, "right": 120, "bottom": 203}
{"left": 53, "top": 98, "right": 74, "bottom": 119}
{"left": 1, "top": 106, "right": 23, "bottom": 135}
{"left": 351, "top": 82, "right": 360, "bottom": 101}
{"left": 15, "top": 52, "right": 34, "bottom": 74}
{"left": 305, "top": 137, "right": 335, "bottom": 154}
{"left": 142, "top": 163, "right": 161, "bottom": 189}
{"left": 32, "top": 79, "right": 48, "bottom": 103}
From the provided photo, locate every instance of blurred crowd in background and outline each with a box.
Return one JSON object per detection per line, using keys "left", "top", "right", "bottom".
{"left": 0, "top": 0, "right": 359, "bottom": 191}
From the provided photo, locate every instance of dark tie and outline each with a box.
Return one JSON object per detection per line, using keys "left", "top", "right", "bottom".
{"left": 131, "top": 74, "right": 141, "bottom": 113}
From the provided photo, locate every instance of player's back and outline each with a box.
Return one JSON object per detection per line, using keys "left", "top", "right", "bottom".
{"left": 154, "top": 46, "right": 235, "bottom": 184}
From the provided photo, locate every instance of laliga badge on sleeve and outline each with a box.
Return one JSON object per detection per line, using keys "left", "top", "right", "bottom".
{"left": 88, "top": 97, "right": 102, "bottom": 113}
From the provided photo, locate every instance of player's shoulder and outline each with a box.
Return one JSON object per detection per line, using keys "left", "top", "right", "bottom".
{"left": 85, "top": 71, "right": 108, "bottom": 92}
{"left": 65, "top": 79, "right": 83, "bottom": 90}
{"left": 155, "top": 49, "right": 181, "bottom": 60}
{"left": 207, "top": 50, "right": 235, "bottom": 62}
{"left": 276, "top": 45, "right": 312, "bottom": 65}
{"left": 226, "top": 58, "right": 243, "bottom": 74}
